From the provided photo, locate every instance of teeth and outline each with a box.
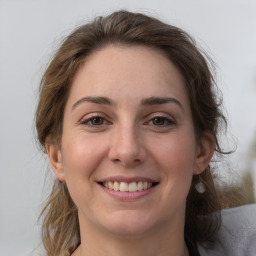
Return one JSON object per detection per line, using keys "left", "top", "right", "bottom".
{"left": 120, "top": 182, "right": 129, "bottom": 192}
{"left": 129, "top": 182, "right": 137, "bottom": 192}
{"left": 103, "top": 181, "right": 153, "bottom": 192}
{"left": 138, "top": 181, "right": 144, "bottom": 191}
{"left": 108, "top": 181, "right": 113, "bottom": 189}
{"left": 113, "top": 181, "right": 120, "bottom": 191}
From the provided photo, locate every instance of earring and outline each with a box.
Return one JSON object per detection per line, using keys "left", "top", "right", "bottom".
{"left": 58, "top": 178, "right": 65, "bottom": 184}
{"left": 195, "top": 181, "right": 206, "bottom": 193}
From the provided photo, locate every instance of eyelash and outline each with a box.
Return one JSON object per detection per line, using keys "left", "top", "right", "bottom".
{"left": 80, "top": 114, "right": 175, "bottom": 129}
{"left": 146, "top": 116, "right": 175, "bottom": 127}
{"left": 80, "top": 115, "right": 110, "bottom": 127}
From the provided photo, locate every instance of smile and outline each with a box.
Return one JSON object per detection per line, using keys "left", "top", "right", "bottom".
{"left": 98, "top": 177, "right": 159, "bottom": 200}
{"left": 102, "top": 181, "right": 153, "bottom": 192}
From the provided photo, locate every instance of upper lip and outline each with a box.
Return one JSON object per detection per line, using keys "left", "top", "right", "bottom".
{"left": 98, "top": 176, "right": 159, "bottom": 183}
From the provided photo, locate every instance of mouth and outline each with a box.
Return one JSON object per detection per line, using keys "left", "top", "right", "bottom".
{"left": 97, "top": 180, "right": 159, "bottom": 192}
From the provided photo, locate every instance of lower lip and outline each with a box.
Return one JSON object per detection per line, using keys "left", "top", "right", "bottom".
{"left": 100, "top": 185, "right": 157, "bottom": 201}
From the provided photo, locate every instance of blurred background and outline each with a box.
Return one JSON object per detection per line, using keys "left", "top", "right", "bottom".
{"left": 0, "top": 0, "right": 256, "bottom": 255}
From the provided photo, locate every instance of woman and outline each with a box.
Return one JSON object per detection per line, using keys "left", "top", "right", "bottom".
{"left": 36, "top": 11, "right": 256, "bottom": 256}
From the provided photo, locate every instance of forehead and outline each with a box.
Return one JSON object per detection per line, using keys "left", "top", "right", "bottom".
{"left": 67, "top": 45, "right": 189, "bottom": 108}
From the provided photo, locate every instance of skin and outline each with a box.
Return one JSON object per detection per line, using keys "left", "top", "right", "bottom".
{"left": 47, "top": 45, "right": 214, "bottom": 256}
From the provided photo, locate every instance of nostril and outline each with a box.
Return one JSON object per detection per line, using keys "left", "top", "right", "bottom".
{"left": 111, "top": 157, "right": 141, "bottom": 167}
{"left": 108, "top": 136, "right": 147, "bottom": 167}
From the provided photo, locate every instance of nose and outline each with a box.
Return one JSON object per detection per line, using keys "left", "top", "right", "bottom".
{"left": 108, "top": 124, "right": 147, "bottom": 167}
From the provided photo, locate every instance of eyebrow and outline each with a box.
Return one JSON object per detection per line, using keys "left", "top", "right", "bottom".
{"left": 72, "top": 96, "right": 115, "bottom": 111}
{"left": 141, "top": 96, "right": 184, "bottom": 111}
{"left": 72, "top": 96, "right": 184, "bottom": 112}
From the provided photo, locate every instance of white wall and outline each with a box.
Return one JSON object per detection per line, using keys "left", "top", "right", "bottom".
{"left": 0, "top": 0, "right": 255, "bottom": 255}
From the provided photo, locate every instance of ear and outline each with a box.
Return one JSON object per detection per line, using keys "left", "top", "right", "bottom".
{"left": 46, "top": 143, "right": 65, "bottom": 182}
{"left": 193, "top": 132, "right": 215, "bottom": 175}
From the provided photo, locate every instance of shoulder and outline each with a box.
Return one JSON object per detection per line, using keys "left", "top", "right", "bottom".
{"left": 197, "top": 204, "right": 256, "bottom": 256}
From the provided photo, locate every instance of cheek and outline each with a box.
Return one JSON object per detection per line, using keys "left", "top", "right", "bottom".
{"left": 61, "top": 133, "right": 107, "bottom": 185}
{"left": 153, "top": 133, "right": 196, "bottom": 170}
{"left": 150, "top": 132, "right": 196, "bottom": 191}
{"left": 60, "top": 134, "right": 109, "bottom": 212}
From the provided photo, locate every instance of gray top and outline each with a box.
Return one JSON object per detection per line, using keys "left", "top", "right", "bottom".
{"left": 197, "top": 204, "right": 256, "bottom": 256}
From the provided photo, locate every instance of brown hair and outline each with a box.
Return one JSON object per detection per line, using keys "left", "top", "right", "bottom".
{"left": 36, "top": 10, "right": 229, "bottom": 256}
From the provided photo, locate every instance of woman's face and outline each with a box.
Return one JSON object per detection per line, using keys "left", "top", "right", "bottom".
{"left": 48, "top": 45, "right": 213, "bottom": 236}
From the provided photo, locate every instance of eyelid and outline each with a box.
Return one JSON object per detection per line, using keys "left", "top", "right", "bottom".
{"left": 145, "top": 112, "right": 175, "bottom": 122}
{"left": 78, "top": 111, "right": 176, "bottom": 128}
{"left": 79, "top": 112, "right": 112, "bottom": 126}
{"left": 148, "top": 117, "right": 175, "bottom": 125}
{"left": 143, "top": 113, "right": 176, "bottom": 128}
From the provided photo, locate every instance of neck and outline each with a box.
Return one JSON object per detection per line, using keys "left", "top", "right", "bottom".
{"left": 74, "top": 213, "right": 189, "bottom": 256}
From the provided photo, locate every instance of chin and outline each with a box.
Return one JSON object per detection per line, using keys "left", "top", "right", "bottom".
{"left": 100, "top": 210, "right": 156, "bottom": 236}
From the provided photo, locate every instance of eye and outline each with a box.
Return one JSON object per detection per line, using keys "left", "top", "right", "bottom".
{"left": 149, "top": 116, "right": 175, "bottom": 126}
{"left": 88, "top": 117, "right": 105, "bottom": 125}
{"left": 80, "top": 115, "right": 110, "bottom": 128}
{"left": 143, "top": 114, "right": 176, "bottom": 132}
